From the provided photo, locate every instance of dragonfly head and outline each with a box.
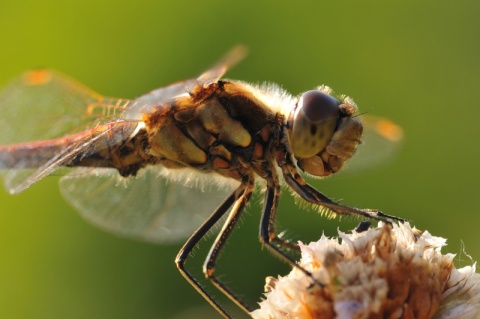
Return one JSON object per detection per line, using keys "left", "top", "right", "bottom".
{"left": 287, "top": 87, "right": 363, "bottom": 177}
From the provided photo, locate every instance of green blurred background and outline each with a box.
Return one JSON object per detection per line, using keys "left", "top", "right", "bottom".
{"left": 0, "top": 1, "right": 479, "bottom": 318}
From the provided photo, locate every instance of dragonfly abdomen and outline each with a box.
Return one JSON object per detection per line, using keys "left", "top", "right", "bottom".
{"left": 0, "top": 138, "right": 79, "bottom": 169}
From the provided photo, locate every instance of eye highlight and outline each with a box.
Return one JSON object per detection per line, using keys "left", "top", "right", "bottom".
{"left": 289, "top": 90, "right": 341, "bottom": 158}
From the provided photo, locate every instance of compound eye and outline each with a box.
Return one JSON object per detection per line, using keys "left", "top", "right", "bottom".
{"left": 301, "top": 90, "right": 340, "bottom": 123}
{"left": 290, "top": 90, "right": 341, "bottom": 158}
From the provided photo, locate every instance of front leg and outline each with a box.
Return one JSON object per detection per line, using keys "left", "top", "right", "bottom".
{"left": 282, "top": 161, "right": 405, "bottom": 223}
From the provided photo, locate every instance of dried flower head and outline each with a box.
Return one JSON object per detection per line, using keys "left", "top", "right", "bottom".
{"left": 251, "top": 222, "right": 480, "bottom": 319}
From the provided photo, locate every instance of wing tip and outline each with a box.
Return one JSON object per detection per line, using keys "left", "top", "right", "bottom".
{"left": 22, "top": 69, "right": 53, "bottom": 86}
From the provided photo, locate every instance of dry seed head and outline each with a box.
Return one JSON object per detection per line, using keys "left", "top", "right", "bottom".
{"left": 251, "top": 222, "right": 480, "bottom": 319}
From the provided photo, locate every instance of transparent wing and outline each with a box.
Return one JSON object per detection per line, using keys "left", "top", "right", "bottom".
{"left": 59, "top": 166, "right": 239, "bottom": 243}
{"left": 124, "top": 45, "right": 248, "bottom": 119}
{"left": 0, "top": 46, "right": 248, "bottom": 193}
{"left": 196, "top": 45, "right": 248, "bottom": 86}
{"left": 0, "top": 70, "right": 132, "bottom": 143}
{"left": 342, "top": 115, "right": 404, "bottom": 173}
{"left": 0, "top": 70, "right": 140, "bottom": 193}
{"left": 123, "top": 80, "right": 197, "bottom": 120}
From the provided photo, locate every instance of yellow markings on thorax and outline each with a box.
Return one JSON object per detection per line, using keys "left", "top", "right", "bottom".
{"left": 148, "top": 118, "right": 207, "bottom": 165}
{"left": 145, "top": 81, "right": 274, "bottom": 169}
{"left": 196, "top": 98, "right": 251, "bottom": 147}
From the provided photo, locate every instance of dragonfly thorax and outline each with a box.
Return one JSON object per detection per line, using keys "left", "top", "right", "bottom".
{"left": 143, "top": 81, "right": 278, "bottom": 181}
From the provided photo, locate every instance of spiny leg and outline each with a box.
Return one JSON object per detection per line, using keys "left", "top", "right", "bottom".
{"left": 175, "top": 178, "right": 250, "bottom": 319}
{"left": 259, "top": 170, "right": 321, "bottom": 286}
{"left": 274, "top": 122, "right": 405, "bottom": 223}
{"left": 282, "top": 163, "right": 405, "bottom": 223}
{"left": 203, "top": 175, "right": 255, "bottom": 314}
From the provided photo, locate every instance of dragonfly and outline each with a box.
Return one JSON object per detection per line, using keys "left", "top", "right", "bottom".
{"left": 0, "top": 46, "right": 404, "bottom": 318}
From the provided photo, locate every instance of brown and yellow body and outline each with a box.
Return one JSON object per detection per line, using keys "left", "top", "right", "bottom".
{"left": 143, "top": 81, "right": 276, "bottom": 181}
{"left": 62, "top": 80, "right": 363, "bottom": 186}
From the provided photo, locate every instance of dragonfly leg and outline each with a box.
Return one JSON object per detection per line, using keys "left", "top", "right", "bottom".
{"left": 203, "top": 175, "right": 255, "bottom": 314}
{"left": 274, "top": 123, "right": 405, "bottom": 222}
{"left": 175, "top": 177, "right": 251, "bottom": 319}
{"left": 259, "top": 170, "right": 322, "bottom": 287}
{"left": 282, "top": 163, "right": 406, "bottom": 222}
